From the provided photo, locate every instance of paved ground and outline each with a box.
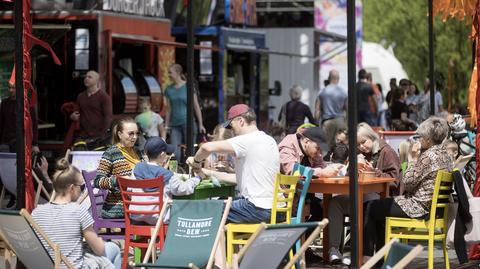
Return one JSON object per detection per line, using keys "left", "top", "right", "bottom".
{"left": 306, "top": 245, "right": 480, "bottom": 269}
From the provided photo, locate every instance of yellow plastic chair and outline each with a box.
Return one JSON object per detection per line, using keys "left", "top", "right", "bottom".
{"left": 385, "top": 170, "right": 454, "bottom": 269}
{"left": 226, "top": 173, "right": 299, "bottom": 266}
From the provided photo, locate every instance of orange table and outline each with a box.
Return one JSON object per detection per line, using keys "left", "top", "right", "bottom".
{"left": 308, "top": 176, "right": 396, "bottom": 265}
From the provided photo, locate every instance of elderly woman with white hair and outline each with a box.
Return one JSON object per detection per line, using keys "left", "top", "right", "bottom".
{"left": 326, "top": 122, "right": 400, "bottom": 265}
{"left": 363, "top": 116, "right": 453, "bottom": 260}
{"left": 278, "top": 85, "right": 315, "bottom": 134}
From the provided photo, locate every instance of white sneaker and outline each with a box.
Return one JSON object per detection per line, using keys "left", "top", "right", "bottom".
{"left": 342, "top": 256, "right": 351, "bottom": 266}
{"left": 328, "top": 247, "right": 342, "bottom": 264}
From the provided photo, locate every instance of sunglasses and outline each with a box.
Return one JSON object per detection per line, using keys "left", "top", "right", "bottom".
{"left": 124, "top": 131, "right": 141, "bottom": 137}
{"left": 74, "top": 183, "right": 86, "bottom": 192}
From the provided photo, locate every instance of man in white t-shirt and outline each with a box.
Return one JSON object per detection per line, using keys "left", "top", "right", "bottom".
{"left": 187, "top": 104, "right": 280, "bottom": 223}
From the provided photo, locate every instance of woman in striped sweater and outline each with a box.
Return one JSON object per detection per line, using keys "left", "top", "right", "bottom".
{"left": 95, "top": 118, "right": 143, "bottom": 218}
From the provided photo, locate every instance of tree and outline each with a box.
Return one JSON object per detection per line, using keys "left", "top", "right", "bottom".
{"left": 362, "top": 0, "right": 472, "bottom": 108}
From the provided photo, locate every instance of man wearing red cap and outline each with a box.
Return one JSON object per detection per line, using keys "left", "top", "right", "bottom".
{"left": 187, "top": 104, "right": 280, "bottom": 223}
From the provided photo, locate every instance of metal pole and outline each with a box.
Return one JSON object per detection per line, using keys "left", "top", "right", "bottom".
{"left": 428, "top": 0, "right": 435, "bottom": 116}
{"left": 347, "top": 0, "right": 359, "bottom": 267}
{"left": 15, "top": 0, "right": 25, "bottom": 210}
{"left": 186, "top": 0, "right": 195, "bottom": 157}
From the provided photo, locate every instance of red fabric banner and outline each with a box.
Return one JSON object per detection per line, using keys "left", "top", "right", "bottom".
{"left": 22, "top": 0, "right": 34, "bottom": 213}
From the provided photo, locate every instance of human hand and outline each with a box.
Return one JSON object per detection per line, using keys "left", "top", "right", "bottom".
{"left": 192, "top": 166, "right": 206, "bottom": 178}
{"left": 408, "top": 142, "right": 421, "bottom": 162}
{"left": 320, "top": 164, "right": 343, "bottom": 177}
{"left": 199, "top": 125, "right": 206, "bottom": 134}
{"left": 70, "top": 111, "right": 80, "bottom": 121}
{"left": 186, "top": 156, "right": 202, "bottom": 169}
{"left": 358, "top": 160, "right": 374, "bottom": 173}
{"left": 32, "top": 145, "right": 40, "bottom": 153}
{"left": 36, "top": 156, "right": 49, "bottom": 176}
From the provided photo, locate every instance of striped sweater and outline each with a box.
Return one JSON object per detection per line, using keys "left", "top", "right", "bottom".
{"left": 95, "top": 145, "right": 142, "bottom": 218}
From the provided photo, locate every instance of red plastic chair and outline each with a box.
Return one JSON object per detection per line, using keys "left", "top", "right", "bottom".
{"left": 117, "top": 176, "right": 167, "bottom": 269}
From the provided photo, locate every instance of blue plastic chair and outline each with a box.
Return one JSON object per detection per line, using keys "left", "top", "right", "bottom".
{"left": 290, "top": 163, "right": 314, "bottom": 258}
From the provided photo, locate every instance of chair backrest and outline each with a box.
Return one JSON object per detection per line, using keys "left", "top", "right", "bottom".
{"left": 291, "top": 163, "right": 314, "bottom": 224}
{"left": 0, "top": 209, "right": 74, "bottom": 269}
{"left": 70, "top": 151, "right": 104, "bottom": 172}
{"left": 82, "top": 170, "right": 107, "bottom": 222}
{"left": 270, "top": 173, "right": 299, "bottom": 224}
{"left": 0, "top": 153, "right": 17, "bottom": 196}
{"left": 428, "top": 170, "right": 454, "bottom": 228}
{"left": 238, "top": 221, "right": 326, "bottom": 269}
{"left": 153, "top": 199, "right": 226, "bottom": 268}
{"left": 116, "top": 175, "right": 164, "bottom": 225}
{"left": 381, "top": 242, "right": 417, "bottom": 269}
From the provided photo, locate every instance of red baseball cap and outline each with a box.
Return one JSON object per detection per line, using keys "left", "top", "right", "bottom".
{"left": 222, "top": 104, "right": 250, "bottom": 128}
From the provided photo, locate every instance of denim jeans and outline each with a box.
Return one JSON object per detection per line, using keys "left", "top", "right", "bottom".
{"left": 169, "top": 123, "right": 198, "bottom": 161}
{"left": 104, "top": 242, "right": 121, "bottom": 269}
{"left": 228, "top": 198, "right": 271, "bottom": 224}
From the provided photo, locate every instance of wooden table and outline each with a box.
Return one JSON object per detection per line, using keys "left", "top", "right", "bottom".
{"left": 172, "top": 182, "right": 235, "bottom": 200}
{"left": 308, "top": 176, "right": 396, "bottom": 265}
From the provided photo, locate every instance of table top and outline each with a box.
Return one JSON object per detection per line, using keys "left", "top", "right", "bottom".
{"left": 311, "top": 176, "right": 396, "bottom": 185}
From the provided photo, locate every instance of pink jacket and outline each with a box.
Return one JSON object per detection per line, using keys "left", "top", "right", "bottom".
{"left": 278, "top": 134, "right": 326, "bottom": 176}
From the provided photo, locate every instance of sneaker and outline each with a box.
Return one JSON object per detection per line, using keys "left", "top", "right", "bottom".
{"left": 342, "top": 256, "right": 351, "bottom": 266}
{"left": 329, "top": 247, "right": 343, "bottom": 264}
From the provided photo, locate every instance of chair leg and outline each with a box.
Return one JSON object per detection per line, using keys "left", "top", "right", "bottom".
{"left": 122, "top": 238, "right": 130, "bottom": 269}
{"left": 289, "top": 249, "right": 295, "bottom": 269}
{"left": 428, "top": 238, "right": 434, "bottom": 269}
{"left": 442, "top": 238, "right": 450, "bottom": 269}
{"left": 226, "top": 229, "right": 234, "bottom": 265}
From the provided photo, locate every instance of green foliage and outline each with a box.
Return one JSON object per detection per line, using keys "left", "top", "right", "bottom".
{"left": 362, "top": 0, "right": 472, "bottom": 107}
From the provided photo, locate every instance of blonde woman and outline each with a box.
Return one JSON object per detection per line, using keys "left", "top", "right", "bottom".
{"left": 326, "top": 122, "right": 400, "bottom": 265}
{"left": 164, "top": 64, "right": 205, "bottom": 159}
{"left": 32, "top": 158, "right": 121, "bottom": 268}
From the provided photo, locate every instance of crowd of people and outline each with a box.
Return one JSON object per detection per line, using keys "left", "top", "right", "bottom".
{"left": 4, "top": 64, "right": 467, "bottom": 268}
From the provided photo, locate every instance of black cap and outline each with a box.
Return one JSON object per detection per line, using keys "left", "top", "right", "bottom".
{"left": 144, "top": 137, "right": 175, "bottom": 158}
{"left": 302, "top": 126, "right": 326, "bottom": 145}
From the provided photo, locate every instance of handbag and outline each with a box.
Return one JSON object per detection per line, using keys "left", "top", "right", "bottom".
{"left": 446, "top": 174, "right": 480, "bottom": 246}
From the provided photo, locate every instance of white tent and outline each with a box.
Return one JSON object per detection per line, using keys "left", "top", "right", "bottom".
{"left": 362, "top": 41, "right": 408, "bottom": 94}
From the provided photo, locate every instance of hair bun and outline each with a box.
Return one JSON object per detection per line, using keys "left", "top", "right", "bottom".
{"left": 55, "top": 158, "right": 70, "bottom": 171}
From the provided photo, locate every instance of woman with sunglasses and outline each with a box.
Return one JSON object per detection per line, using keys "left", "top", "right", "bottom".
{"left": 95, "top": 118, "right": 143, "bottom": 219}
{"left": 32, "top": 158, "right": 121, "bottom": 268}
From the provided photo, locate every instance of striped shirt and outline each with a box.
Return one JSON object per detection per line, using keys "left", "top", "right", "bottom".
{"left": 32, "top": 202, "right": 94, "bottom": 268}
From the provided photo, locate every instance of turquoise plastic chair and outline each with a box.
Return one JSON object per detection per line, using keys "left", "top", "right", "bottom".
{"left": 290, "top": 163, "right": 314, "bottom": 260}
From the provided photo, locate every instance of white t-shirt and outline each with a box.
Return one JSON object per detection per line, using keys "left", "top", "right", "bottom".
{"left": 135, "top": 111, "right": 164, "bottom": 137}
{"left": 228, "top": 130, "right": 280, "bottom": 209}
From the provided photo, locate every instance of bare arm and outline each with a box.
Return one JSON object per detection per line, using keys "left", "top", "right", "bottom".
{"left": 194, "top": 140, "right": 236, "bottom": 162}
{"left": 83, "top": 226, "right": 105, "bottom": 256}
{"left": 314, "top": 97, "right": 321, "bottom": 123}
{"left": 158, "top": 122, "right": 167, "bottom": 140}
{"left": 193, "top": 93, "right": 205, "bottom": 133}
{"left": 164, "top": 96, "right": 171, "bottom": 127}
{"left": 202, "top": 168, "right": 237, "bottom": 184}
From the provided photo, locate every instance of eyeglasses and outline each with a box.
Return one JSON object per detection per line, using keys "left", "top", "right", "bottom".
{"left": 74, "top": 183, "right": 86, "bottom": 192}
{"left": 124, "top": 131, "right": 140, "bottom": 137}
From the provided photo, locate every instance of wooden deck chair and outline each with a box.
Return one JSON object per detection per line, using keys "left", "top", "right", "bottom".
{"left": 0, "top": 153, "right": 51, "bottom": 208}
{"left": 231, "top": 219, "right": 329, "bottom": 269}
{"left": 360, "top": 238, "right": 423, "bottom": 269}
{"left": 0, "top": 209, "right": 75, "bottom": 269}
{"left": 134, "top": 198, "right": 232, "bottom": 269}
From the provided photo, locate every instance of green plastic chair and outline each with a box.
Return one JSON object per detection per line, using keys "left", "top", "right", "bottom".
{"left": 231, "top": 219, "right": 329, "bottom": 269}
{"left": 360, "top": 238, "right": 423, "bottom": 269}
{"left": 136, "top": 198, "right": 232, "bottom": 269}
